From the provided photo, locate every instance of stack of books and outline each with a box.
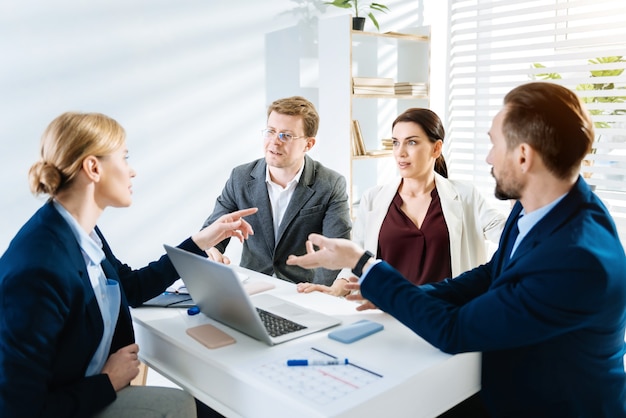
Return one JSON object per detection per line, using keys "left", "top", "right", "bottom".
{"left": 353, "top": 77, "right": 395, "bottom": 95}
{"left": 381, "top": 138, "right": 394, "bottom": 150}
{"left": 394, "top": 82, "right": 428, "bottom": 96}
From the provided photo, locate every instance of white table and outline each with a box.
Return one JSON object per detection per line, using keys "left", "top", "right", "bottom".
{"left": 132, "top": 267, "right": 480, "bottom": 418}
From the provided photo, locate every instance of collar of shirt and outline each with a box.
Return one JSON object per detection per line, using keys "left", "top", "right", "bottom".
{"left": 512, "top": 192, "right": 568, "bottom": 253}
{"left": 265, "top": 159, "right": 305, "bottom": 188}
{"left": 52, "top": 200, "right": 105, "bottom": 265}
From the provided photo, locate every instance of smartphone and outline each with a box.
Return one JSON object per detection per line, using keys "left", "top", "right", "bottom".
{"left": 328, "top": 319, "right": 384, "bottom": 344}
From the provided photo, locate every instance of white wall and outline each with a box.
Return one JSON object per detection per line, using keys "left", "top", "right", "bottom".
{"left": 0, "top": 0, "right": 442, "bottom": 267}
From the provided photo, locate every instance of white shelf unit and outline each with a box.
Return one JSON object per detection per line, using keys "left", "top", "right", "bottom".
{"left": 317, "top": 15, "right": 431, "bottom": 214}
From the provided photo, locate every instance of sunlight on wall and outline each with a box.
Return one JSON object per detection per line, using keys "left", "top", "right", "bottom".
{"left": 0, "top": 0, "right": 295, "bottom": 265}
{"left": 0, "top": 0, "right": 428, "bottom": 266}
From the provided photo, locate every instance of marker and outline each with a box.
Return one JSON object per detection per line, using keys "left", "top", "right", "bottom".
{"left": 286, "top": 358, "right": 349, "bottom": 366}
{"left": 187, "top": 306, "right": 200, "bottom": 316}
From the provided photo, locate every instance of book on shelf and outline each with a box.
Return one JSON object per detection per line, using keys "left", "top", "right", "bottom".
{"left": 352, "top": 120, "right": 366, "bottom": 156}
{"left": 352, "top": 77, "right": 394, "bottom": 87}
{"left": 394, "top": 82, "right": 428, "bottom": 95}
{"left": 394, "top": 82, "right": 426, "bottom": 86}
{"left": 394, "top": 89, "right": 427, "bottom": 95}
{"left": 353, "top": 77, "right": 395, "bottom": 95}
{"left": 350, "top": 123, "right": 360, "bottom": 156}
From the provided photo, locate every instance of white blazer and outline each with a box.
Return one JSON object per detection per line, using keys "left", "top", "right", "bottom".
{"left": 338, "top": 173, "right": 507, "bottom": 280}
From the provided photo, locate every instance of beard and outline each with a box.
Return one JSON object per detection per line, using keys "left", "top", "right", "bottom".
{"left": 492, "top": 168, "right": 522, "bottom": 201}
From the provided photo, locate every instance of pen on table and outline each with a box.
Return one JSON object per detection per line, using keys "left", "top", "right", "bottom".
{"left": 286, "top": 359, "right": 349, "bottom": 366}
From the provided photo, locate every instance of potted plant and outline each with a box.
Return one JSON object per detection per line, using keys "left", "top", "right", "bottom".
{"left": 324, "top": 0, "right": 390, "bottom": 31}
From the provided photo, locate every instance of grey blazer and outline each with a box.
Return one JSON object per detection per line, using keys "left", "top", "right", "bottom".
{"left": 202, "top": 155, "right": 351, "bottom": 285}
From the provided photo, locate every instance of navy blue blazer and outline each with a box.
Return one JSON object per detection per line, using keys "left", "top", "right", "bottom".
{"left": 361, "top": 177, "right": 626, "bottom": 417}
{"left": 203, "top": 154, "right": 351, "bottom": 285}
{"left": 0, "top": 201, "right": 203, "bottom": 417}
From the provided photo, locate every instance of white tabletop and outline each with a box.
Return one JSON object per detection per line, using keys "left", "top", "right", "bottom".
{"left": 132, "top": 267, "right": 480, "bottom": 418}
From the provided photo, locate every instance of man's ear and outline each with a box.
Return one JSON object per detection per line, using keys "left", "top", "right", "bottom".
{"left": 82, "top": 156, "right": 101, "bottom": 181}
{"left": 304, "top": 137, "right": 316, "bottom": 151}
{"left": 518, "top": 143, "right": 535, "bottom": 173}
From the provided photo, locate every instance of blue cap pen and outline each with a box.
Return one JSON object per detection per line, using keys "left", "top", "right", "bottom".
{"left": 287, "top": 358, "right": 349, "bottom": 366}
{"left": 187, "top": 306, "right": 200, "bottom": 316}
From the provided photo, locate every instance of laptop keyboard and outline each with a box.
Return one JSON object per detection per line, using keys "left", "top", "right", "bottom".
{"left": 256, "top": 308, "right": 307, "bottom": 337}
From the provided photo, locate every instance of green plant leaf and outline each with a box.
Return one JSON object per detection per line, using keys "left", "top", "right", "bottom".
{"left": 324, "top": 0, "right": 353, "bottom": 9}
{"left": 589, "top": 56, "right": 625, "bottom": 78}
{"left": 368, "top": 12, "right": 380, "bottom": 31}
{"left": 532, "top": 56, "right": 626, "bottom": 157}
{"left": 370, "top": 3, "right": 389, "bottom": 12}
{"left": 531, "top": 63, "right": 562, "bottom": 79}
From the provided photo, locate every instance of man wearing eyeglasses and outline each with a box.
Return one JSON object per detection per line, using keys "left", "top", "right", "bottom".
{"left": 201, "top": 96, "right": 351, "bottom": 285}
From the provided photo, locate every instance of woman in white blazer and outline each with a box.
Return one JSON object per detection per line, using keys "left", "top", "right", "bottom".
{"left": 297, "top": 108, "right": 506, "bottom": 301}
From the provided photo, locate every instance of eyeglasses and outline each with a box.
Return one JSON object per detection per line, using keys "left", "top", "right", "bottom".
{"left": 261, "top": 128, "right": 307, "bottom": 143}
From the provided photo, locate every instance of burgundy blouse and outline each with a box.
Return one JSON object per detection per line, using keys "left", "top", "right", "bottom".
{"left": 377, "top": 187, "right": 452, "bottom": 285}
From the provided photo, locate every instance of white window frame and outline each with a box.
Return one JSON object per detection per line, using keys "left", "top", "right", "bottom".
{"left": 445, "top": 0, "right": 626, "bottom": 246}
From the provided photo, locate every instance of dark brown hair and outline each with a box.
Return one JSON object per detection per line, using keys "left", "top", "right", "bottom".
{"left": 502, "top": 82, "right": 594, "bottom": 179}
{"left": 392, "top": 108, "right": 448, "bottom": 178}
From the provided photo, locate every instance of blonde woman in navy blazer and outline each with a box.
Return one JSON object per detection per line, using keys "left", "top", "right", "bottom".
{"left": 0, "top": 112, "right": 256, "bottom": 418}
{"left": 288, "top": 83, "right": 626, "bottom": 417}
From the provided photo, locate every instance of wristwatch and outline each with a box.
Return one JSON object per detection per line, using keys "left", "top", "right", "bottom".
{"left": 351, "top": 250, "right": 374, "bottom": 277}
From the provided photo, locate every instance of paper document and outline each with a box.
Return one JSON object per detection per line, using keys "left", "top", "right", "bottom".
{"left": 249, "top": 347, "right": 383, "bottom": 405}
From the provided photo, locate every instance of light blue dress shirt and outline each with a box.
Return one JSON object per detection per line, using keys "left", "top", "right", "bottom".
{"left": 511, "top": 194, "right": 566, "bottom": 257}
{"left": 53, "top": 201, "right": 120, "bottom": 376}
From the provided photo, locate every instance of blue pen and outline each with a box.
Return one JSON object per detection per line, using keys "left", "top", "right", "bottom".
{"left": 287, "top": 358, "right": 349, "bottom": 366}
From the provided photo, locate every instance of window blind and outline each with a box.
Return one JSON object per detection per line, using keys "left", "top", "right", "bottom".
{"left": 447, "top": 0, "right": 626, "bottom": 245}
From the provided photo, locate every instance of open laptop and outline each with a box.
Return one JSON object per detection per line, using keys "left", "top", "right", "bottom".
{"left": 164, "top": 244, "right": 341, "bottom": 345}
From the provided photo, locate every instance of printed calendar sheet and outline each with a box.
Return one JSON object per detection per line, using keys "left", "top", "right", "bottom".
{"left": 250, "top": 347, "right": 383, "bottom": 405}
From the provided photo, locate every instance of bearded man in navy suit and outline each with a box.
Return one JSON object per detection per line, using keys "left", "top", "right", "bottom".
{"left": 287, "top": 82, "right": 626, "bottom": 418}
